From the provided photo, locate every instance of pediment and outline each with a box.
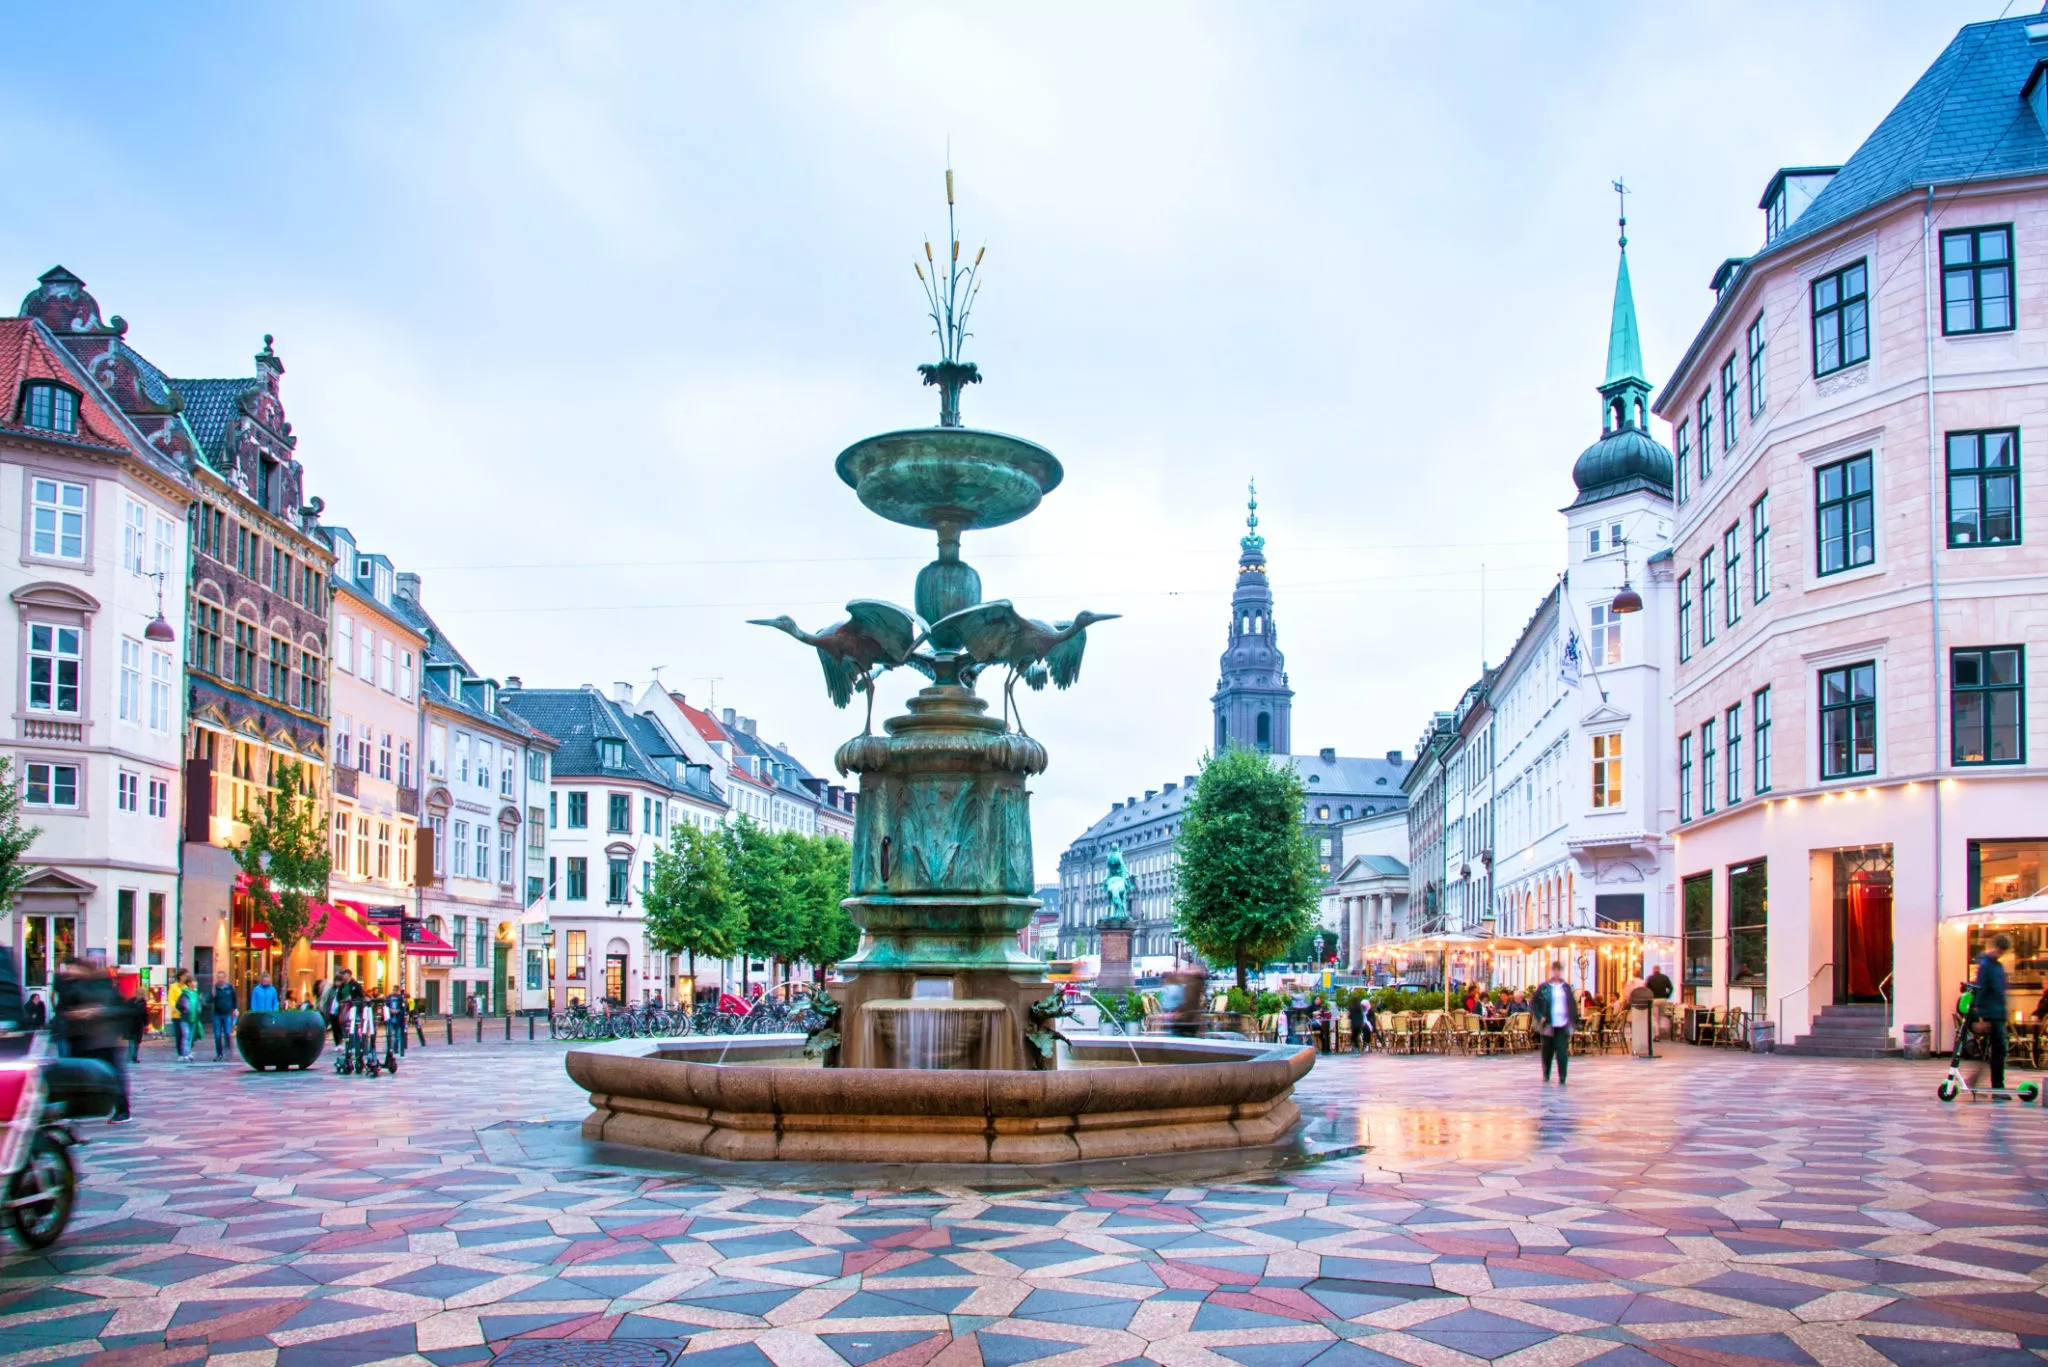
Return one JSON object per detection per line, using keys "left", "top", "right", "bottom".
{"left": 11, "top": 581, "right": 101, "bottom": 616}
{"left": 1579, "top": 702, "right": 1631, "bottom": 728}
{"left": 21, "top": 866, "right": 97, "bottom": 894}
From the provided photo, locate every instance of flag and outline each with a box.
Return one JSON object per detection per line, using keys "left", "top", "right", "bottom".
{"left": 1560, "top": 630, "right": 1584, "bottom": 688}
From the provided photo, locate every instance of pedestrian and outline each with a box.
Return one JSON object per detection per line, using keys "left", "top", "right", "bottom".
{"left": 1965, "top": 933, "right": 2013, "bottom": 1093}
{"left": 249, "top": 973, "right": 280, "bottom": 1012}
{"left": 211, "top": 975, "right": 239, "bottom": 1060}
{"left": 385, "top": 990, "right": 407, "bottom": 1058}
{"left": 54, "top": 958, "right": 131, "bottom": 1123}
{"left": 122, "top": 981, "right": 146, "bottom": 1063}
{"left": 1347, "top": 992, "right": 1369, "bottom": 1053}
{"left": 174, "top": 970, "right": 200, "bottom": 1060}
{"left": 320, "top": 970, "right": 355, "bottom": 1045}
{"left": 1533, "top": 961, "right": 1580, "bottom": 1086}
{"left": 24, "top": 990, "right": 47, "bottom": 1031}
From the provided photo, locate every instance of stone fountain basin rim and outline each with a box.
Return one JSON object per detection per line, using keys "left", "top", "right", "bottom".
{"left": 834, "top": 426, "right": 1064, "bottom": 531}
{"left": 565, "top": 1033, "right": 1314, "bottom": 1120}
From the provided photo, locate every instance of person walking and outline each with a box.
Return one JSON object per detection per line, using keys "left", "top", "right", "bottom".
{"left": 122, "top": 981, "right": 146, "bottom": 1062}
{"left": 384, "top": 990, "right": 407, "bottom": 1059}
{"left": 1644, "top": 963, "right": 1675, "bottom": 1040}
{"left": 211, "top": 975, "right": 239, "bottom": 1061}
{"left": 1533, "top": 962, "right": 1580, "bottom": 1086}
{"left": 54, "top": 958, "right": 131, "bottom": 1123}
{"left": 174, "top": 970, "right": 200, "bottom": 1061}
{"left": 1966, "top": 933, "right": 2013, "bottom": 1092}
{"left": 249, "top": 973, "right": 280, "bottom": 1012}
{"left": 320, "top": 970, "right": 356, "bottom": 1045}
{"left": 23, "top": 991, "right": 47, "bottom": 1031}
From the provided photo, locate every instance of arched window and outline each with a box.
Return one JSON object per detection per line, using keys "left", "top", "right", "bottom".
{"left": 1215, "top": 715, "right": 1227, "bottom": 752}
{"left": 1255, "top": 712, "right": 1271, "bottom": 749}
{"left": 19, "top": 382, "right": 78, "bottom": 435}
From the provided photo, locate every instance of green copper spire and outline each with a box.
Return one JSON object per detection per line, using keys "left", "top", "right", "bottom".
{"left": 1603, "top": 179, "right": 1645, "bottom": 388}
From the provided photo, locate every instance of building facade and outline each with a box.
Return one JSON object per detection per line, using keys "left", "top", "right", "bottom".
{"left": 1657, "top": 14, "right": 2048, "bottom": 1045}
{"left": 3, "top": 277, "right": 193, "bottom": 1003}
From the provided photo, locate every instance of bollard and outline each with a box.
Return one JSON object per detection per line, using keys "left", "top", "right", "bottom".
{"left": 445, "top": 1016, "right": 453, "bottom": 1045}
{"left": 505, "top": 1014, "right": 512, "bottom": 1041}
{"left": 476, "top": 1016, "right": 483, "bottom": 1044}
{"left": 528, "top": 1014, "right": 536, "bottom": 1041}
{"left": 415, "top": 1019, "right": 426, "bottom": 1047}
{"left": 549, "top": 1014, "right": 557, "bottom": 1040}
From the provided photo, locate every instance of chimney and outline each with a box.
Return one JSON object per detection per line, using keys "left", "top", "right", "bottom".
{"left": 1386, "top": 749, "right": 1403, "bottom": 764}
{"left": 742, "top": 717, "right": 757, "bottom": 735}
{"left": 504, "top": 675, "right": 522, "bottom": 689}
{"left": 1184, "top": 775, "right": 1196, "bottom": 787}
{"left": 722, "top": 707, "right": 736, "bottom": 728}
{"left": 1144, "top": 789, "right": 1157, "bottom": 801}
{"left": 612, "top": 682, "right": 633, "bottom": 705}
{"left": 1112, "top": 801, "right": 1123, "bottom": 810}
{"left": 1162, "top": 782, "right": 1177, "bottom": 793}
{"left": 396, "top": 571, "right": 421, "bottom": 603}
{"left": 1319, "top": 747, "right": 1337, "bottom": 763}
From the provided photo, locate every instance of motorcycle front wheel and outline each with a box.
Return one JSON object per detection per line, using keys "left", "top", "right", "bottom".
{"left": 5, "top": 1132, "right": 75, "bottom": 1250}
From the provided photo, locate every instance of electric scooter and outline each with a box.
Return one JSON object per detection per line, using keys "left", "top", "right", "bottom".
{"left": 1936, "top": 1019, "right": 2040, "bottom": 1102}
{"left": 1, "top": 1029, "right": 116, "bottom": 1248}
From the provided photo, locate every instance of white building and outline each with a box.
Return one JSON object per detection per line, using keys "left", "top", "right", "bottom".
{"left": 2, "top": 309, "right": 189, "bottom": 999}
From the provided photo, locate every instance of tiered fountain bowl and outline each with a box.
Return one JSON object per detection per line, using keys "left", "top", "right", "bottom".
{"left": 565, "top": 405, "right": 1315, "bottom": 1176}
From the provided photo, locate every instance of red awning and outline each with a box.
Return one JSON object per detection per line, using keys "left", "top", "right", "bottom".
{"left": 406, "top": 929, "right": 457, "bottom": 959}
{"left": 310, "top": 905, "right": 391, "bottom": 952}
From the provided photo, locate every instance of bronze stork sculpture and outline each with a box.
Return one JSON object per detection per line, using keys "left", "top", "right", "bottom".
{"left": 747, "top": 599, "right": 925, "bottom": 733}
{"left": 925, "top": 601, "right": 1118, "bottom": 733}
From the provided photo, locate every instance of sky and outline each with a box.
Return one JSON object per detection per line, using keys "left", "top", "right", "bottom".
{"left": 0, "top": 0, "right": 2008, "bottom": 880}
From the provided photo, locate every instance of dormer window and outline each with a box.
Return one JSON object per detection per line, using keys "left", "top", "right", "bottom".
{"left": 20, "top": 383, "right": 78, "bottom": 435}
{"left": 599, "top": 739, "right": 625, "bottom": 768}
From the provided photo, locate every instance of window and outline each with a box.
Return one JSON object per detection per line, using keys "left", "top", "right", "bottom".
{"left": 379, "top": 639, "right": 395, "bottom": 693}
{"left": 474, "top": 920, "right": 488, "bottom": 971}
{"left": 474, "top": 825, "right": 490, "bottom": 880}
{"left": 335, "top": 715, "right": 354, "bottom": 770}
{"left": 25, "top": 762, "right": 79, "bottom": 808}
{"left": 499, "top": 828, "right": 513, "bottom": 885}
{"left": 1677, "top": 573, "right": 1693, "bottom": 663}
{"left": 1696, "top": 393, "right": 1713, "bottom": 480}
{"left": 30, "top": 478, "right": 86, "bottom": 560}
{"left": 566, "top": 857, "right": 587, "bottom": 900}
{"left": 549, "top": 791, "right": 558, "bottom": 828}
{"left": 1720, "top": 355, "right": 1739, "bottom": 450}
{"left": 607, "top": 857, "right": 630, "bottom": 904}
{"left": 599, "top": 738, "right": 625, "bottom": 768}
{"left": 335, "top": 615, "right": 353, "bottom": 674}
{"left": 501, "top": 751, "right": 514, "bottom": 797}
{"left": 1816, "top": 453, "right": 1874, "bottom": 575}
{"left": 357, "top": 729, "right": 371, "bottom": 773}
{"left": 453, "top": 915, "right": 468, "bottom": 968}
{"left": 148, "top": 776, "right": 169, "bottom": 817}
{"left": 119, "top": 637, "right": 142, "bottom": 722}
{"left": 1725, "top": 703, "right": 1742, "bottom": 806}
{"left": 529, "top": 808, "right": 545, "bottom": 850}
{"left": 399, "top": 649, "right": 414, "bottom": 701}
{"left": 378, "top": 732, "right": 393, "bottom": 782}
{"left": 1701, "top": 719, "right": 1716, "bottom": 814}
{"left": 568, "top": 791, "right": 588, "bottom": 829}
{"left": 474, "top": 740, "right": 492, "bottom": 791}
{"left": 1750, "top": 494, "right": 1770, "bottom": 602}
{"left": 1682, "top": 874, "right": 1711, "bottom": 987}
{"left": 1811, "top": 259, "right": 1869, "bottom": 375}
{"left": 1678, "top": 733, "right": 1693, "bottom": 823}
{"left": 1952, "top": 647, "right": 2023, "bottom": 765}
{"left": 232, "top": 619, "right": 258, "bottom": 689}
{"left": 1941, "top": 226, "right": 2013, "bottom": 334}
{"left": 428, "top": 725, "right": 446, "bottom": 777}
{"left": 333, "top": 810, "right": 350, "bottom": 868}
{"left": 1590, "top": 732, "right": 1622, "bottom": 808}
{"left": 643, "top": 796, "right": 654, "bottom": 833}
{"left": 357, "top": 816, "right": 371, "bottom": 878}
{"left": 1588, "top": 603, "right": 1621, "bottom": 666}
{"left": 268, "top": 637, "right": 291, "bottom": 703}
{"left": 117, "top": 889, "right": 136, "bottom": 965}
{"left": 376, "top": 823, "right": 391, "bottom": 881}
{"left": 28, "top": 624, "right": 81, "bottom": 713}
{"left": 358, "top": 627, "right": 375, "bottom": 682}
{"left": 191, "top": 601, "right": 222, "bottom": 677}
{"left": 1819, "top": 662, "right": 1878, "bottom": 780}
{"left": 1728, "top": 860, "right": 1768, "bottom": 985}
{"left": 567, "top": 928, "right": 587, "bottom": 978}
{"left": 122, "top": 500, "right": 147, "bottom": 575}
{"left": 1746, "top": 313, "right": 1767, "bottom": 417}
{"left": 398, "top": 740, "right": 413, "bottom": 788}
{"left": 1946, "top": 429, "right": 2020, "bottom": 547}
{"left": 149, "top": 649, "right": 173, "bottom": 731}
{"left": 117, "top": 770, "right": 139, "bottom": 812}
{"left": 1676, "top": 421, "right": 1691, "bottom": 503}
{"left": 20, "top": 382, "right": 78, "bottom": 434}
{"left": 608, "top": 793, "right": 631, "bottom": 834}
{"left": 453, "top": 821, "right": 470, "bottom": 879}
{"left": 153, "top": 515, "right": 175, "bottom": 582}
{"left": 398, "top": 826, "right": 410, "bottom": 883}
{"left": 528, "top": 751, "right": 547, "bottom": 782}
{"left": 1753, "top": 687, "right": 1772, "bottom": 793}
{"left": 429, "top": 815, "right": 446, "bottom": 876}
{"left": 1699, "top": 550, "right": 1716, "bottom": 646}
{"left": 1723, "top": 526, "right": 1741, "bottom": 627}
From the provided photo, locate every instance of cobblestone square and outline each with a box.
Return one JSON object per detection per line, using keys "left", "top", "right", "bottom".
{"left": 4, "top": 1043, "right": 2045, "bottom": 1367}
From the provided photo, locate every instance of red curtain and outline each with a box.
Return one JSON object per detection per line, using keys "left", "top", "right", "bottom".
{"left": 1845, "top": 873, "right": 1891, "bottom": 997}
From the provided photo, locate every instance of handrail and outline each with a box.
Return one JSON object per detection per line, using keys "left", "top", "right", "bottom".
{"left": 1778, "top": 960, "right": 1834, "bottom": 1027}
{"left": 1877, "top": 971, "right": 1894, "bottom": 1027}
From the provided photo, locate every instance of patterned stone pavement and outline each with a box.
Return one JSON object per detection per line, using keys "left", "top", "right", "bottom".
{"left": 3, "top": 1040, "right": 2046, "bottom": 1367}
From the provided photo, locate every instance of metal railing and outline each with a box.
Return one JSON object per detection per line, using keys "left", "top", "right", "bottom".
{"left": 1878, "top": 971, "right": 1894, "bottom": 1026}
{"left": 1777, "top": 960, "right": 1834, "bottom": 1030}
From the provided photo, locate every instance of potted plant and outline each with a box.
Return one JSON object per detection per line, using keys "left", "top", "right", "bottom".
{"left": 231, "top": 761, "right": 335, "bottom": 1071}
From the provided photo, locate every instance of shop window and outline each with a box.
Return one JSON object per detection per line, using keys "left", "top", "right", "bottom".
{"left": 1728, "top": 860, "right": 1768, "bottom": 988}
{"left": 1682, "top": 874, "right": 1712, "bottom": 988}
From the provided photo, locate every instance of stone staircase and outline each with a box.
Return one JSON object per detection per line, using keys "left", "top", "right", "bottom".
{"left": 1777, "top": 1002, "right": 1902, "bottom": 1058}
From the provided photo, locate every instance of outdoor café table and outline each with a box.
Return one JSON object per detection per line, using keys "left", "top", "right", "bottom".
{"left": 1682, "top": 1004, "right": 1705, "bottom": 1044}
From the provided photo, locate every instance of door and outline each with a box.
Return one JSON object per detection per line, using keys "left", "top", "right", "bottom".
{"left": 425, "top": 979, "right": 441, "bottom": 1015}
{"left": 493, "top": 942, "right": 510, "bottom": 1014}
{"left": 1833, "top": 847, "right": 1894, "bottom": 1004}
{"left": 604, "top": 954, "right": 626, "bottom": 1004}
{"left": 21, "top": 915, "right": 76, "bottom": 991}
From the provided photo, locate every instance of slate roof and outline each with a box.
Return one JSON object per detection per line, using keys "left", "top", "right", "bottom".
{"left": 500, "top": 687, "right": 724, "bottom": 807}
{"left": 171, "top": 376, "right": 256, "bottom": 468}
{"left": 1662, "top": 14, "right": 2048, "bottom": 408}
{"left": 1331, "top": 853, "right": 1409, "bottom": 885}
{"left": 1070, "top": 751, "right": 1409, "bottom": 848}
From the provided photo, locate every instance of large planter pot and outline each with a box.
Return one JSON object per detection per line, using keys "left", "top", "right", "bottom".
{"left": 236, "top": 1010, "right": 327, "bottom": 1071}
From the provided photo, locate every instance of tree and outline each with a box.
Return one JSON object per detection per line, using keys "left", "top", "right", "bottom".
{"left": 0, "top": 758, "right": 43, "bottom": 915}
{"left": 233, "top": 760, "right": 333, "bottom": 974}
{"left": 722, "top": 819, "right": 800, "bottom": 987}
{"left": 788, "top": 835, "right": 857, "bottom": 980}
{"left": 643, "top": 824, "right": 743, "bottom": 988}
{"left": 1172, "top": 746, "right": 1322, "bottom": 991}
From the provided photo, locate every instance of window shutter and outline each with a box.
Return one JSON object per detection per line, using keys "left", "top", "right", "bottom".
{"left": 414, "top": 826, "right": 436, "bottom": 887}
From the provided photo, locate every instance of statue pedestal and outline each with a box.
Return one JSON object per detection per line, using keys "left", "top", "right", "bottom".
{"left": 1098, "top": 921, "right": 1134, "bottom": 993}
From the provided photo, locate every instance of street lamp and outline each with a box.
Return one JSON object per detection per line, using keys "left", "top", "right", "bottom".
{"left": 1313, "top": 933, "right": 1325, "bottom": 965}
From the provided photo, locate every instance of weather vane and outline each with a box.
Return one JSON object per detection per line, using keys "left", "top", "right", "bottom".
{"left": 1613, "top": 176, "right": 1630, "bottom": 248}
{"left": 915, "top": 165, "right": 987, "bottom": 427}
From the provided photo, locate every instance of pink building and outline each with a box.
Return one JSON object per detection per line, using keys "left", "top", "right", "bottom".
{"left": 1656, "top": 14, "right": 2048, "bottom": 1053}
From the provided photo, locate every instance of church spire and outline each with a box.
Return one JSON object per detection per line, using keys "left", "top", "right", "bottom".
{"left": 1213, "top": 478, "right": 1291, "bottom": 754}
{"left": 1598, "top": 179, "right": 1651, "bottom": 434}
{"left": 1239, "top": 478, "right": 1266, "bottom": 567}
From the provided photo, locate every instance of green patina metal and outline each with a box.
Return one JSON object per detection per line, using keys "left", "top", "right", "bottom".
{"left": 748, "top": 176, "right": 1117, "bottom": 1068}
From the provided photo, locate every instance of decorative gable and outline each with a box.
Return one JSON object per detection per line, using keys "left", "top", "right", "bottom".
{"left": 1579, "top": 701, "right": 1631, "bottom": 729}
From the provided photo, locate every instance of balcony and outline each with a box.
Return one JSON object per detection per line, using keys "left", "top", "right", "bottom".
{"left": 19, "top": 716, "right": 84, "bottom": 744}
{"left": 333, "top": 765, "right": 359, "bottom": 798}
{"left": 396, "top": 784, "right": 419, "bottom": 816}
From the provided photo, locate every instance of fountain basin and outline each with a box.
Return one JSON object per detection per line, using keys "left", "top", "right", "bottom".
{"left": 567, "top": 1035, "right": 1313, "bottom": 1166}
{"left": 835, "top": 427, "right": 1062, "bottom": 530}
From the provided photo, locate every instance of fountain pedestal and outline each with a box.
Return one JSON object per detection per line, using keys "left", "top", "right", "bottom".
{"left": 1098, "top": 920, "right": 1134, "bottom": 993}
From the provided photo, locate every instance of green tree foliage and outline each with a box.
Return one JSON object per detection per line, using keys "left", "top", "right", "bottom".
{"left": 1172, "top": 746, "right": 1322, "bottom": 991}
{"left": 787, "top": 834, "right": 857, "bottom": 978}
{"left": 643, "top": 823, "right": 743, "bottom": 979}
{"left": 722, "top": 819, "right": 800, "bottom": 980}
{"left": 0, "top": 758, "right": 43, "bottom": 914}
{"left": 233, "top": 760, "right": 333, "bottom": 961}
